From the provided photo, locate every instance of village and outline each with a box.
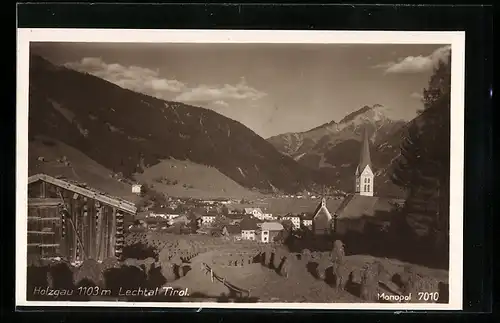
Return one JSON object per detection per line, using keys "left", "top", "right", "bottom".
{"left": 126, "top": 129, "right": 404, "bottom": 244}
{"left": 27, "top": 130, "right": 403, "bottom": 254}
{"left": 25, "top": 130, "right": 447, "bottom": 303}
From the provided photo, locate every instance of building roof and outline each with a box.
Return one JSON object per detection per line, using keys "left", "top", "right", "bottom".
{"left": 239, "top": 217, "right": 259, "bottom": 230}
{"left": 300, "top": 213, "right": 315, "bottom": 220}
{"left": 223, "top": 224, "right": 241, "bottom": 234}
{"left": 356, "top": 128, "right": 372, "bottom": 175}
{"left": 334, "top": 194, "right": 397, "bottom": 219}
{"left": 150, "top": 206, "right": 176, "bottom": 214}
{"left": 171, "top": 215, "right": 189, "bottom": 223}
{"left": 226, "top": 213, "right": 245, "bottom": 220}
{"left": 281, "top": 213, "right": 300, "bottom": 218}
{"left": 202, "top": 214, "right": 216, "bottom": 218}
{"left": 261, "top": 222, "right": 284, "bottom": 231}
{"left": 312, "top": 198, "right": 333, "bottom": 222}
{"left": 244, "top": 207, "right": 262, "bottom": 213}
{"left": 28, "top": 173, "right": 137, "bottom": 214}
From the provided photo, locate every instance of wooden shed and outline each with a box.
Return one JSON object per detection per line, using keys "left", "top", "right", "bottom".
{"left": 27, "top": 174, "right": 137, "bottom": 263}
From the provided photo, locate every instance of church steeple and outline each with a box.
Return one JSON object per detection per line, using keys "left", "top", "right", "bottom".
{"left": 355, "top": 128, "right": 374, "bottom": 196}
{"left": 357, "top": 129, "right": 372, "bottom": 175}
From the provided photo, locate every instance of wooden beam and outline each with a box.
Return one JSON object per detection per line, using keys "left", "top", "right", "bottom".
{"left": 82, "top": 199, "right": 89, "bottom": 261}
{"left": 95, "top": 206, "right": 104, "bottom": 261}
{"left": 40, "top": 181, "right": 46, "bottom": 198}
{"left": 110, "top": 208, "right": 117, "bottom": 258}
{"left": 28, "top": 198, "right": 63, "bottom": 207}
{"left": 27, "top": 231, "right": 55, "bottom": 235}
{"left": 102, "top": 207, "right": 109, "bottom": 260}
{"left": 28, "top": 174, "right": 137, "bottom": 214}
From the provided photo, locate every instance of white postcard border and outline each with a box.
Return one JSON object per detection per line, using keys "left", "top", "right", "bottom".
{"left": 16, "top": 28, "right": 465, "bottom": 310}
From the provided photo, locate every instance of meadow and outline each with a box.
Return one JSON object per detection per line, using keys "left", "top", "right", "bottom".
{"left": 26, "top": 231, "right": 449, "bottom": 304}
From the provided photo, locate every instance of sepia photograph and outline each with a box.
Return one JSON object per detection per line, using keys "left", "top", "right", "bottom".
{"left": 16, "top": 29, "right": 464, "bottom": 310}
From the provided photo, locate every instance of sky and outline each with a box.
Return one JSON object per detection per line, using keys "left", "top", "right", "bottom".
{"left": 31, "top": 42, "right": 451, "bottom": 138}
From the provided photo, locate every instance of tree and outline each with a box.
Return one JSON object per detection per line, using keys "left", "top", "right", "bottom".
{"left": 187, "top": 217, "right": 200, "bottom": 233}
{"left": 212, "top": 216, "right": 231, "bottom": 229}
{"left": 275, "top": 219, "right": 294, "bottom": 244}
{"left": 390, "top": 55, "right": 451, "bottom": 249}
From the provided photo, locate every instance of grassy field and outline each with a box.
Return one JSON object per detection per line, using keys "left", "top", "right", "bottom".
{"left": 28, "top": 135, "right": 263, "bottom": 202}
{"left": 28, "top": 135, "right": 141, "bottom": 204}
{"left": 27, "top": 231, "right": 449, "bottom": 304}
{"left": 134, "top": 159, "right": 263, "bottom": 200}
{"left": 123, "top": 232, "right": 449, "bottom": 303}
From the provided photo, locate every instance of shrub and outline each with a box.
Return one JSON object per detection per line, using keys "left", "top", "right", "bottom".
{"left": 272, "top": 250, "right": 282, "bottom": 269}
{"left": 101, "top": 257, "right": 120, "bottom": 271}
{"left": 158, "top": 247, "right": 172, "bottom": 264}
{"left": 301, "top": 249, "right": 312, "bottom": 262}
{"left": 47, "top": 260, "right": 75, "bottom": 290}
{"left": 27, "top": 262, "right": 50, "bottom": 290}
{"left": 263, "top": 251, "right": 272, "bottom": 267}
{"left": 170, "top": 255, "right": 182, "bottom": 266}
{"left": 360, "top": 262, "right": 379, "bottom": 301}
{"left": 399, "top": 265, "right": 417, "bottom": 294}
{"left": 332, "top": 260, "right": 351, "bottom": 292}
{"left": 74, "top": 259, "right": 104, "bottom": 287}
{"left": 331, "top": 240, "right": 345, "bottom": 263}
{"left": 373, "top": 261, "right": 390, "bottom": 283}
{"left": 161, "top": 262, "right": 176, "bottom": 282}
{"left": 316, "top": 257, "right": 330, "bottom": 281}
{"left": 280, "top": 257, "right": 291, "bottom": 278}
{"left": 122, "top": 258, "right": 146, "bottom": 273}
{"left": 142, "top": 257, "right": 157, "bottom": 276}
{"left": 400, "top": 266, "right": 439, "bottom": 302}
{"left": 27, "top": 255, "right": 46, "bottom": 268}
{"left": 408, "top": 275, "right": 440, "bottom": 303}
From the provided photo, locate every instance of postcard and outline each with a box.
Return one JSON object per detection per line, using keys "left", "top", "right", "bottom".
{"left": 16, "top": 28, "right": 465, "bottom": 310}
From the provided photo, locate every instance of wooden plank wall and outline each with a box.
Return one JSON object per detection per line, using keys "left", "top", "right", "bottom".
{"left": 27, "top": 205, "right": 62, "bottom": 257}
{"left": 27, "top": 181, "right": 128, "bottom": 263}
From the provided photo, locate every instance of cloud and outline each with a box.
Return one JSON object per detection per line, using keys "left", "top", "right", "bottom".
{"left": 174, "top": 77, "right": 267, "bottom": 103}
{"left": 410, "top": 92, "right": 424, "bottom": 100}
{"left": 213, "top": 100, "right": 229, "bottom": 107}
{"left": 64, "top": 57, "right": 266, "bottom": 107}
{"left": 373, "top": 45, "right": 451, "bottom": 74}
{"left": 65, "top": 57, "right": 186, "bottom": 99}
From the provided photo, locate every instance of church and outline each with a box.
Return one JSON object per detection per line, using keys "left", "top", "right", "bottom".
{"left": 311, "top": 130, "right": 400, "bottom": 236}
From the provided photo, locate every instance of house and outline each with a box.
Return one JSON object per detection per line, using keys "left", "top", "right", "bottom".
{"left": 300, "top": 213, "right": 314, "bottom": 228}
{"left": 27, "top": 174, "right": 137, "bottom": 263}
{"left": 280, "top": 213, "right": 301, "bottom": 229}
{"left": 239, "top": 217, "right": 259, "bottom": 240}
{"left": 225, "top": 213, "right": 246, "bottom": 225}
{"left": 333, "top": 195, "right": 401, "bottom": 234}
{"left": 171, "top": 214, "right": 190, "bottom": 225}
{"left": 244, "top": 207, "right": 264, "bottom": 219}
{"left": 132, "top": 184, "right": 142, "bottom": 195}
{"left": 312, "top": 197, "right": 334, "bottom": 235}
{"left": 262, "top": 213, "right": 277, "bottom": 221}
{"left": 201, "top": 214, "right": 217, "bottom": 226}
{"left": 148, "top": 206, "right": 180, "bottom": 221}
{"left": 260, "top": 222, "right": 284, "bottom": 243}
{"left": 222, "top": 224, "right": 242, "bottom": 237}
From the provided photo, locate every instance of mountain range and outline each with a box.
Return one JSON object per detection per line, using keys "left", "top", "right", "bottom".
{"left": 28, "top": 54, "right": 408, "bottom": 198}
{"left": 28, "top": 55, "right": 327, "bottom": 196}
{"left": 267, "top": 104, "right": 407, "bottom": 196}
